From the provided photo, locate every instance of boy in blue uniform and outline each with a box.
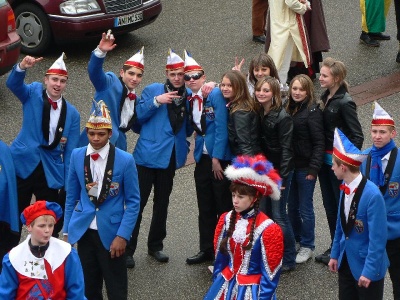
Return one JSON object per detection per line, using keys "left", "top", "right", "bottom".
{"left": 79, "top": 30, "right": 144, "bottom": 151}
{"left": 0, "top": 140, "right": 19, "bottom": 270}
{"left": 125, "top": 50, "right": 193, "bottom": 267}
{"left": 183, "top": 51, "right": 232, "bottom": 265}
{"left": 63, "top": 100, "right": 140, "bottom": 299}
{"left": 328, "top": 128, "right": 388, "bottom": 300}
{"left": 6, "top": 54, "right": 80, "bottom": 244}
{"left": 360, "top": 102, "right": 400, "bottom": 299}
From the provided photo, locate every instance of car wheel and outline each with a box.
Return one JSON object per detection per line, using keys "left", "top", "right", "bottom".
{"left": 14, "top": 3, "right": 52, "bottom": 55}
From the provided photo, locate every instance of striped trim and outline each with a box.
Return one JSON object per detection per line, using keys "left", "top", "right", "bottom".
{"left": 124, "top": 61, "right": 144, "bottom": 71}
{"left": 166, "top": 62, "right": 184, "bottom": 70}
{"left": 371, "top": 119, "right": 395, "bottom": 126}
{"left": 184, "top": 65, "right": 203, "bottom": 73}
{"left": 296, "top": 14, "right": 311, "bottom": 67}
{"left": 46, "top": 69, "right": 68, "bottom": 77}
{"left": 333, "top": 148, "right": 362, "bottom": 167}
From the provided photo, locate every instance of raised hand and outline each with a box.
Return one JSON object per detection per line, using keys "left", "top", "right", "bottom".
{"left": 19, "top": 56, "right": 43, "bottom": 70}
{"left": 98, "top": 30, "right": 117, "bottom": 52}
{"left": 232, "top": 57, "right": 245, "bottom": 72}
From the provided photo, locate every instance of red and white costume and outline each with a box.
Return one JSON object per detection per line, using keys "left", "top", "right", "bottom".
{"left": 0, "top": 236, "right": 85, "bottom": 299}
{"left": 204, "top": 210, "right": 283, "bottom": 300}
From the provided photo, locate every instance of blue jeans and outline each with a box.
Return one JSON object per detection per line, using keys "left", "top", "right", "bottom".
{"left": 260, "top": 171, "right": 296, "bottom": 267}
{"left": 288, "top": 169, "right": 316, "bottom": 250}
{"left": 318, "top": 163, "right": 341, "bottom": 242}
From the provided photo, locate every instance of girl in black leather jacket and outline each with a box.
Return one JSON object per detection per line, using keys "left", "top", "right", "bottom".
{"left": 220, "top": 70, "right": 261, "bottom": 156}
{"left": 254, "top": 76, "right": 297, "bottom": 271}
{"left": 315, "top": 57, "right": 364, "bottom": 265}
{"left": 285, "top": 74, "right": 325, "bottom": 264}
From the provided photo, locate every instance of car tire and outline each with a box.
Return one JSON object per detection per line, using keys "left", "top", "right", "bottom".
{"left": 14, "top": 3, "right": 52, "bottom": 55}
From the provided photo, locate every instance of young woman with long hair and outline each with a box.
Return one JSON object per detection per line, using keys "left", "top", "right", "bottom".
{"left": 220, "top": 70, "right": 261, "bottom": 156}
{"left": 285, "top": 74, "right": 324, "bottom": 264}
{"left": 254, "top": 76, "right": 296, "bottom": 271}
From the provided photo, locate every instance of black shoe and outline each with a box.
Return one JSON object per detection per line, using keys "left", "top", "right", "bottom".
{"left": 368, "top": 32, "right": 390, "bottom": 40}
{"left": 253, "top": 35, "right": 266, "bottom": 44}
{"left": 281, "top": 265, "right": 296, "bottom": 273}
{"left": 126, "top": 256, "right": 135, "bottom": 268}
{"left": 360, "top": 32, "right": 380, "bottom": 47}
{"left": 315, "top": 248, "right": 331, "bottom": 266}
{"left": 186, "top": 251, "right": 214, "bottom": 265}
{"left": 148, "top": 250, "right": 169, "bottom": 263}
{"left": 396, "top": 52, "right": 400, "bottom": 63}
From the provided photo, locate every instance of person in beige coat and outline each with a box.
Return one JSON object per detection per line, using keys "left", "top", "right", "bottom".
{"left": 266, "top": 0, "right": 311, "bottom": 84}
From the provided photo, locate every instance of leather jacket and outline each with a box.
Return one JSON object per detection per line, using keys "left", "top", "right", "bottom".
{"left": 260, "top": 106, "right": 294, "bottom": 180}
{"left": 290, "top": 102, "right": 325, "bottom": 177}
{"left": 321, "top": 85, "right": 364, "bottom": 150}
{"left": 228, "top": 109, "right": 262, "bottom": 156}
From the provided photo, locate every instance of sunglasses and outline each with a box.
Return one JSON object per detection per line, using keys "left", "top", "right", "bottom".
{"left": 184, "top": 73, "right": 203, "bottom": 81}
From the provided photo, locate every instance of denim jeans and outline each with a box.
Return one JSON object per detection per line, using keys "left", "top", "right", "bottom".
{"left": 318, "top": 163, "right": 342, "bottom": 242}
{"left": 288, "top": 168, "right": 316, "bottom": 250}
{"left": 261, "top": 171, "right": 296, "bottom": 267}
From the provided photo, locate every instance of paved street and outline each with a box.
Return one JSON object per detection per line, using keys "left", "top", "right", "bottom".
{"left": 1, "top": 0, "right": 400, "bottom": 299}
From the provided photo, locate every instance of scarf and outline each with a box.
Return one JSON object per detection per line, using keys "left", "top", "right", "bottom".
{"left": 164, "top": 79, "right": 187, "bottom": 105}
{"left": 370, "top": 139, "right": 396, "bottom": 186}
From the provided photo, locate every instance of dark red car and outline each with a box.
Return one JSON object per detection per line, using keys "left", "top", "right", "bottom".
{"left": 9, "top": 0, "right": 162, "bottom": 55}
{"left": 0, "top": 0, "right": 20, "bottom": 76}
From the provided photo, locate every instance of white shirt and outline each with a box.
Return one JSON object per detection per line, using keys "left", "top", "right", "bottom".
{"left": 344, "top": 173, "right": 363, "bottom": 222}
{"left": 120, "top": 89, "right": 136, "bottom": 128}
{"left": 191, "top": 91, "right": 208, "bottom": 155}
{"left": 381, "top": 151, "right": 391, "bottom": 173}
{"left": 86, "top": 142, "right": 110, "bottom": 229}
{"left": 46, "top": 92, "right": 62, "bottom": 144}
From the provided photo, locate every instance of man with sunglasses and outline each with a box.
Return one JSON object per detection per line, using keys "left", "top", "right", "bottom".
{"left": 183, "top": 51, "right": 232, "bottom": 265}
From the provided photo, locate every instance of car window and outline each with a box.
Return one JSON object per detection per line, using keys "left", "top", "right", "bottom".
{"left": 0, "top": 0, "right": 6, "bottom": 6}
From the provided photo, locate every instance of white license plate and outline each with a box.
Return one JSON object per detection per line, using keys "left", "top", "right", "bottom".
{"left": 114, "top": 11, "right": 143, "bottom": 27}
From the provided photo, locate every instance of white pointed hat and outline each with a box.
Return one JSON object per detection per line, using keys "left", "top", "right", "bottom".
{"left": 46, "top": 53, "right": 68, "bottom": 77}
{"left": 371, "top": 101, "right": 395, "bottom": 127}
{"left": 333, "top": 128, "right": 367, "bottom": 167}
{"left": 86, "top": 100, "right": 112, "bottom": 130}
{"left": 183, "top": 50, "right": 203, "bottom": 73}
{"left": 166, "top": 49, "right": 184, "bottom": 70}
{"left": 124, "top": 46, "right": 144, "bottom": 71}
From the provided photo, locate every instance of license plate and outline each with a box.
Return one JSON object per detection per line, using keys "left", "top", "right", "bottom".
{"left": 114, "top": 11, "right": 143, "bottom": 27}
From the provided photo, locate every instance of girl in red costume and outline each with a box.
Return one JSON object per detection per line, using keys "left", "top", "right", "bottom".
{"left": 204, "top": 155, "right": 284, "bottom": 300}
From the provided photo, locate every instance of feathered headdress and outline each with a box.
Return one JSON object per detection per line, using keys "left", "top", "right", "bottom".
{"left": 224, "top": 154, "right": 282, "bottom": 200}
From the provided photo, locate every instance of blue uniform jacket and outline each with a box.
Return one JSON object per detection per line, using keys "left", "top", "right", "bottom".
{"left": 6, "top": 66, "right": 80, "bottom": 189}
{"left": 0, "top": 141, "right": 19, "bottom": 232}
{"left": 79, "top": 52, "right": 141, "bottom": 151}
{"left": 361, "top": 146, "right": 400, "bottom": 240}
{"left": 63, "top": 146, "right": 140, "bottom": 250}
{"left": 134, "top": 83, "right": 193, "bottom": 169}
{"left": 191, "top": 88, "right": 232, "bottom": 162}
{"left": 331, "top": 178, "right": 388, "bottom": 281}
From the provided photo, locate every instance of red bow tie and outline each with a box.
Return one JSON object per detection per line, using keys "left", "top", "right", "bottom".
{"left": 48, "top": 98, "right": 58, "bottom": 110}
{"left": 340, "top": 184, "right": 352, "bottom": 195}
{"left": 127, "top": 93, "right": 136, "bottom": 101}
{"left": 189, "top": 95, "right": 202, "bottom": 111}
{"left": 91, "top": 153, "right": 100, "bottom": 161}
